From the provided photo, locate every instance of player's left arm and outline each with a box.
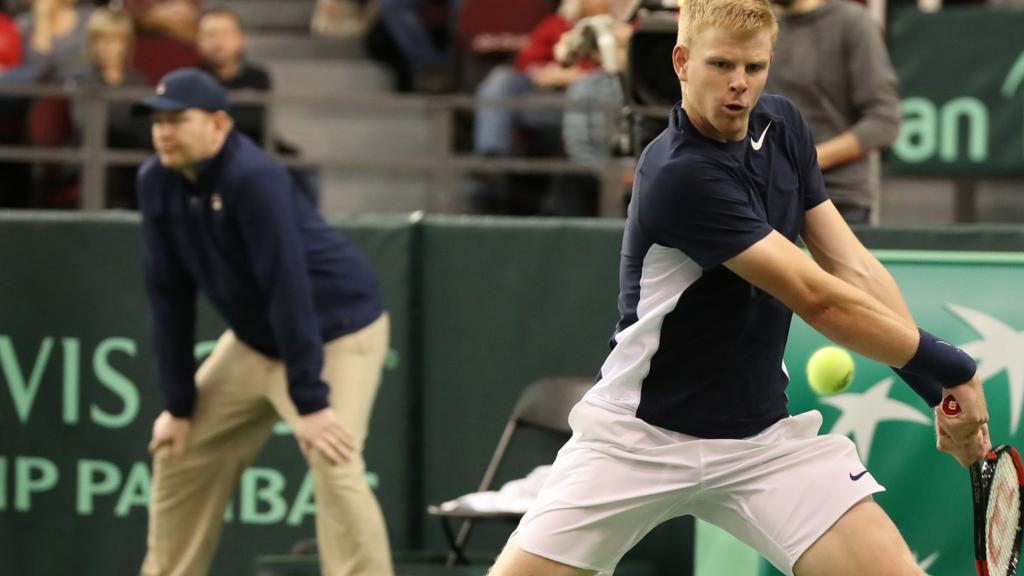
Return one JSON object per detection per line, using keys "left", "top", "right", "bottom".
{"left": 802, "top": 199, "right": 912, "bottom": 324}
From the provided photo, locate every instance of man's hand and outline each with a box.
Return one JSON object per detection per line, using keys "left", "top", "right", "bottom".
{"left": 937, "top": 419, "right": 990, "bottom": 467}
{"left": 148, "top": 410, "right": 192, "bottom": 458}
{"left": 293, "top": 408, "right": 355, "bottom": 465}
{"left": 936, "top": 375, "right": 991, "bottom": 466}
{"left": 937, "top": 375, "right": 989, "bottom": 441}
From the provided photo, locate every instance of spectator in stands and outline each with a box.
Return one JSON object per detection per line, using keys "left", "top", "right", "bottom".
{"left": 310, "top": 0, "right": 370, "bottom": 38}
{"left": 197, "top": 8, "right": 319, "bottom": 203}
{"left": 0, "top": 3, "right": 20, "bottom": 71}
{"left": 551, "top": 15, "right": 633, "bottom": 215}
{"left": 375, "top": 0, "right": 452, "bottom": 91}
{"left": 466, "top": 0, "right": 609, "bottom": 214}
{"left": 11, "top": 0, "right": 91, "bottom": 82}
{"left": 361, "top": 0, "right": 453, "bottom": 92}
{"left": 197, "top": 7, "right": 269, "bottom": 144}
{"left": 766, "top": 0, "right": 900, "bottom": 224}
{"left": 125, "top": 0, "right": 200, "bottom": 41}
{"left": 0, "top": 0, "right": 91, "bottom": 208}
{"left": 0, "top": 3, "right": 22, "bottom": 207}
{"left": 68, "top": 7, "right": 149, "bottom": 208}
{"left": 559, "top": 15, "right": 632, "bottom": 164}
{"left": 472, "top": 0, "right": 609, "bottom": 158}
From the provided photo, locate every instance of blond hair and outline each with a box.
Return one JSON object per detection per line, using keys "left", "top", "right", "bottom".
{"left": 677, "top": 0, "right": 777, "bottom": 48}
{"left": 87, "top": 8, "right": 134, "bottom": 43}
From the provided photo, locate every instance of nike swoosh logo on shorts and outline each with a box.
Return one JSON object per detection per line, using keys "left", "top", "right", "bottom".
{"left": 751, "top": 121, "right": 771, "bottom": 151}
{"left": 849, "top": 470, "right": 869, "bottom": 481}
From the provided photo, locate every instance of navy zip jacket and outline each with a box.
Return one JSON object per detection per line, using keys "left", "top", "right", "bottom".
{"left": 138, "top": 131, "right": 383, "bottom": 418}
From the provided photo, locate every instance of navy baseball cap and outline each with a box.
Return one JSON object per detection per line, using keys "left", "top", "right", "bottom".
{"left": 132, "top": 68, "right": 229, "bottom": 117}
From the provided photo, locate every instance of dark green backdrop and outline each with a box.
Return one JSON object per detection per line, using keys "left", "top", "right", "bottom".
{"left": 2, "top": 212, "right": 1022, "bottom": 576}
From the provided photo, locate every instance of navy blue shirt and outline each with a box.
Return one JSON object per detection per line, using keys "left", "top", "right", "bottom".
{"left": 586, "top": 94, "right": 828, "bottom": 439}
{"left": 138, "top": 131, "right": 383, "bottom": 418}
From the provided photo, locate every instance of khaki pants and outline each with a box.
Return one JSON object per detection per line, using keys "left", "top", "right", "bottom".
{"left": 141, "top": 314, "right": 393, "bottom": 576}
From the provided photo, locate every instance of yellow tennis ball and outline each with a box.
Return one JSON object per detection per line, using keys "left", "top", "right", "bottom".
{"left": 806, "top": 346, "right": 855, "bottom": 395}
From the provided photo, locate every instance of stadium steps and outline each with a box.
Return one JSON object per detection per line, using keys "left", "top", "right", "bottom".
{"left": 226, "top": 0, "right": 315, "bottom": 33}
{"left": 262, "top": 59, "right": 433, "bottom": 214}
{"left": 231, "top": 0, "right": 436, "bottom": 213}
{"left": 246, "top": 33, "right": 366, "bottom": 61}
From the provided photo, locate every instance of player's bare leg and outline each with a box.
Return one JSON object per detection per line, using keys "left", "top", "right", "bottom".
{"left": 488, "top": 536, "right": 596, "bottom": 576}
{"left": 793, "top": 498, "right": 925, "bottom": 576}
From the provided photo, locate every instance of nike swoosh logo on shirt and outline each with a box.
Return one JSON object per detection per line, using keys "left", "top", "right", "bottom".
{"left": 751, "top": 121, "right": 771, "bottom": 151}
{"left": 849, "top": 470, "right": 869, "bottom": 481}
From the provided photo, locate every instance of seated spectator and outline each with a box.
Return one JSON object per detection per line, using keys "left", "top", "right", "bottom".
{"left": 362, "top": 0, "right": 453, "bottom": 92}
{"left": 197, "top": 7, "right": 269, "bottom": 143}
{"left": 466, "top": 0, "right": 609, "bottom": 214}
{"left": 526, "top": 15, "right": 632, "bottom": 216}
{"left": 12, "top": 0, "right": 92, "bottom": 82}
{"left": 0, "top": 0, "right": 89, "bottom": 208}
{"left": 310, "top": 0, "right": 369, "bottom": 38}
{"left": 472, "top": 0, "right": 608, "bottom": 158}
{"left": 124, "top": 0, "right": 200, "bottom": 41}
{"left": 0, "top": 5, "right": 23, "bottom": 207}
{"left": 197, "top": 7, "right": 319, "bottom": 203}
{"left": 0, "top": 4, "right": 20, "bottom": 71}
{"left": 68, "top": 7, "right": 150, "bottom": 208}
{"left": 376, "top": 0, "right": 452, "bottom": 91}
{"left": 558, "top": 14, "right": 631, "bottom": 165}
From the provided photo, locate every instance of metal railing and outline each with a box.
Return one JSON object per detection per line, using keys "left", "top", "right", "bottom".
{"left": 0, "top": 83, "right": 668, "bottom": 216}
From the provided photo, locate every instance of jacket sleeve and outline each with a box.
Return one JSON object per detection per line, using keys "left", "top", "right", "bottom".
{"left": 138, "top": 176, "right": 199, "bottom": 417}
{"left": 233, "top": 165, "right": 329, "bottom": 415}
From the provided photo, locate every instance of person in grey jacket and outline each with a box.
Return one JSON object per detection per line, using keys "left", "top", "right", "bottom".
{"left": 766, "top": 0, "right": 900, "bottom": 224}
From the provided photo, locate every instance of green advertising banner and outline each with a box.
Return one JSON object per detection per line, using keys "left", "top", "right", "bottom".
{"left": 888, "top": 8, "right": 1024, "bottom": 176}
{"left": 760, "top": 251, "right": 1023, "bottom": 575}
{"left": 2, "top": 212, "right": 1021, "bottom": 576}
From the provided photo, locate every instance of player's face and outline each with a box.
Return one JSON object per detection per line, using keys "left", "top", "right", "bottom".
{"left": 151, "top": 109, "right": 221, "bottom": 170}
{"left": 674, "top": 26, "right": 773, "bottom": 142}
{"left": 198, "top": 14, "right": 245, "bottom": 69}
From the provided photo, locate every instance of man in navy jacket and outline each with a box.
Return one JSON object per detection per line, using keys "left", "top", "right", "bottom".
{"left": 134, "top": 68, "right": 393, "bottom": 576}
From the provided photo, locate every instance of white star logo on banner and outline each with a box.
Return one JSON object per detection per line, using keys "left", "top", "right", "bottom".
{"left": 914, "top": 551, "right": 939, "bottom": 574}
{"left": 947, "top": 303, "right": 1024, "bottom": 434}
{"left": 821, "top": 378, "right": 931, "bottom": 463}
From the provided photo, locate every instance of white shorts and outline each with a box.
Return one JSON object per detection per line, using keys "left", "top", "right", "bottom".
{"left": 515, "top": 400, "right": 884, "bottom": 576}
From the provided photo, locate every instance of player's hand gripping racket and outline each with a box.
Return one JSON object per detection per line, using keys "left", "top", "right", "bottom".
{"left": 972, "top": 445, "right": 1024, "bottom": 576}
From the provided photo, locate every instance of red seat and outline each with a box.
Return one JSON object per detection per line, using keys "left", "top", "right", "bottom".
{"left": 27, "top": 96, "right": 78, "bottom": 207}
{"left": 132, "top": 33, "right": 202, "bottom": 86}
{"left": 457, "top": 0, "right": 553, "bottom": 55}
{"left": 28, "top": 97, "right": 71, "bottom": 147}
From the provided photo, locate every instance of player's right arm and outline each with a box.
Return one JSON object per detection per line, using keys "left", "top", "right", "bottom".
{"left": 777, "top": 95, "right": 987, "bottom": 463}
{"left": 802, "top": 200, "right": 912, "bottom": 323}
{"left": 724, "top": 233, "right": 988, "bottom": 463}
{"left": 725, "top": 230, "right": 917, "bottom": 366}
{"left": 801, "top": 199, "right": 946, "bottom": 396}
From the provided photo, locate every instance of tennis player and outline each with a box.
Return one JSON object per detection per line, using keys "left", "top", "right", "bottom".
{"left": 488, "top": 0, "right": 989, "bottom": 574}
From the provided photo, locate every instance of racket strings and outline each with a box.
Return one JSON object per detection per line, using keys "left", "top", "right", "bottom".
{"left": 986, "top": 455, "right": 1022, "bottom": 576}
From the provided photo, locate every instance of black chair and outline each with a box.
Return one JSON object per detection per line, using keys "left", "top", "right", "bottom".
{"left": 426, "top": 376, "right": 593, "bottom": 568}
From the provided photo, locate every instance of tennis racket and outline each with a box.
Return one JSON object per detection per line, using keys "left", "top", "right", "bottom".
{"left": 972, "top": 445, "right": 1024, "bottom": 576}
